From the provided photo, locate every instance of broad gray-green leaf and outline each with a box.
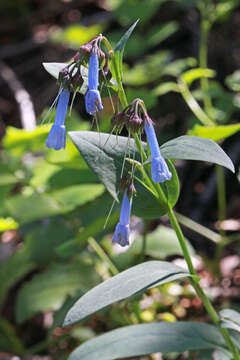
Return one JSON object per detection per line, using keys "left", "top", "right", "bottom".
{"left": 69, "top": 131, "right": 179, "bottom": 218}
{"left": 68, "top": 322, "right": 225, "bottom": 360}
{"left": 220, "top": 309, "right": 240, "bottom": 333}
{"left": 160, "top": 135, "right": 234, "bottom": 172}
{"left": 16, "top": 258, "right": 100, "bottom": 323}
{"left": 63, "top": 261, "right": 189, "bottom": 326}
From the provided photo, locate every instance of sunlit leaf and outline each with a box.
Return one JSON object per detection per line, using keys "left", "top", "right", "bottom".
{"left": 189, "top": 124, "right": 240, "bottom": 142}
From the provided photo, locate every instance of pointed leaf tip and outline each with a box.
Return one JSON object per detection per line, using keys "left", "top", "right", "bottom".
{"left": 160, "top": 135, "right": 235, "bottom": 173}
{"left": 114, "top": 20, "right": 140, "bottom": 53}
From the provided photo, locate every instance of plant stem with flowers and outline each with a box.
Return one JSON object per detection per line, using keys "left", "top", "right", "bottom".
{"left": 113, "top": 69, "right": 240, "bottom": 360}
{"left": 43, "top": 27, "right": 240, "bottom": 359}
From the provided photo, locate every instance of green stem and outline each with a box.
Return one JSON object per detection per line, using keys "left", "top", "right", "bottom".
{"left": 168, "top": 208, "right": 196, "bottom": 276}
{"left": 178, "top": 79, "right": 214, "bottom": 127}
{"left": 88, "top": 237, "right": 119, "bottom": 276}
{"left": 168, "top": 208, "right": 240, "bottom": 359}
{"left": 141, "top": 221, "right": 148, "bottom": 261}
{"left": 199, "top": 7, "right": 228, "bottom": 266}
{"left": 216, "top": 165, "right": 227, "bottom": 231}
{"left": 199, "top": 15, "right": 213, "bottom": 117}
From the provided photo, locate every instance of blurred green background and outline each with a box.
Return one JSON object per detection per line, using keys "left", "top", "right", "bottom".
{"left": 1, "top": 0, "right": 240, "bottom": 359}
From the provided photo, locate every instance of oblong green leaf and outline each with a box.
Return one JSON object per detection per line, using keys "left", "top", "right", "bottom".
{"left": 160, "top": 135, "right": 234, "bottom": 172}
{"left": 69, "top": 131, "right": 179, "bottom": 218}
{"left": 68, "top": 322, "right": 225, "bottom": 360}
{"left": 63, "top": 261, "right": 189, "bottom": 326}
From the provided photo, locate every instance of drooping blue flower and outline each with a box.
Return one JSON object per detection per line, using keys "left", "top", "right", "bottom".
{"left": 112, "top": 190, "right": 132, "bottom": 247}
{"left": 85, "top": 48, "right": 103, "bottom": 115}
{"left": 46, "top": 89, "right": 70, "bottom": 150}
{"left": 85, "top": 89, "right": 103, "bottom": 115}
{"left": 88, "top": 50, "right": 99, "bottom": 90}
{"left": 144, "top": 120, "right": 172, "bottom": 183}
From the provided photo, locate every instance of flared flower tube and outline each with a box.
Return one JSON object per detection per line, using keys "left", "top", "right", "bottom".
{"left": 112, "top": 190, "right": 132, "bottom": 247}
{"left": 85, "top": 89, "right": 103, "bottom": 115}
{"left": 85, "top": 47, "right": 103, "bottom": 115}
{"left": 46, "top": 89, "right": 70, "bottom": 150}
{"left": 144, "top": 120, "right": 172, "bottom": 183}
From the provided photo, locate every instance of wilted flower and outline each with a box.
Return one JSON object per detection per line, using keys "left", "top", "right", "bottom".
{"left": 46, "top": 89, "right": 70, "bottom": 150}
{"left": 144, "top": 118, "right": 172, "bottom": 183}
{"left": 112, "top": 190, "right": 132, "bottom": 247}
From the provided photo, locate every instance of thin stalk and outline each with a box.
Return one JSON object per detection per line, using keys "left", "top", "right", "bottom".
{"left": 168, "top": 208, "right": 196, "bottom": 276}
{"left": 178, "top": 79, "right": 215, "bottom": 127}
{"left": 216, "top": 165, "right": 227, "bottom": 233}
{"left": 168, "top": 208, "right": 240, "bottom": 359}
{"left": 88, "top": 237, "right": 119, "bottom": 275}
{"left": 141, "top": 220, "right": 148, "bottom": 261}
{"left": 175, "top": 211, "right": 222, "bottom": 244}
{"left": 198, "top": 7, "right": 228, "bottom": 265}
{"left": 199, "top": 15, "right": 213, "bottom": 117}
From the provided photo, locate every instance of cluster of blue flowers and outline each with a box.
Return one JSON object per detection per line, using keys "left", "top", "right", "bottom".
{"left": 111, "top": 101, "right": 172, "bottom": 247}
{"left": 45, "top": 37, "right": 172, "bottom": 248}
{"left": 46, "top": 40, "right": 104, "bottom": 150}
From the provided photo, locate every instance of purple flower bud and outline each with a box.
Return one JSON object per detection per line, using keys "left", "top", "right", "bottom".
{"left": 88, "top": 50, "right": 99, "bottom": 90}
{"left": 144, "top": 121, "right": 172, "bottom": 183}
{"left": 46, "top": 89, "right": 70, "bottom": 150}
{"left": 85, "top": 89, "right": 103, "bottom": 115}
{"left": 112, "top": 190, "right": 132, "bottom": 247}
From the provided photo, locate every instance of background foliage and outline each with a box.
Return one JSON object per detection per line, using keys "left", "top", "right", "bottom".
{"left": 1, "top": 0, "right": 240, "bottom": 359}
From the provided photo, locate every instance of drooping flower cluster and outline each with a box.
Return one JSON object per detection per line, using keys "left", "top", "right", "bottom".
{"left": 111, "top": 99, "right": 172, "bottom": 246}
{"left": 111, "top": 98, "right": 172, "bottom": 183}
{"left": 46, "top": 35, "right": 108, "bottom": 150}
